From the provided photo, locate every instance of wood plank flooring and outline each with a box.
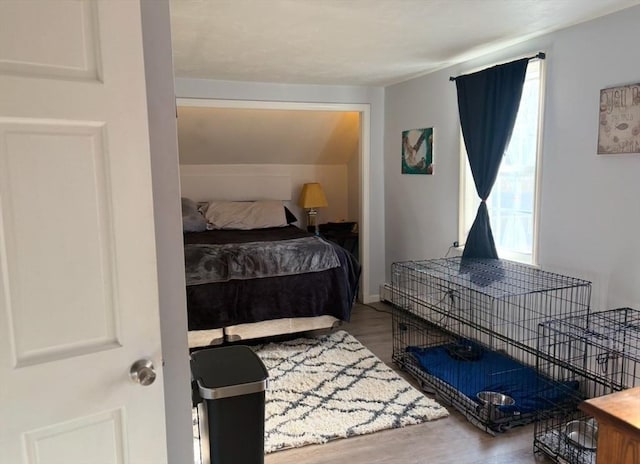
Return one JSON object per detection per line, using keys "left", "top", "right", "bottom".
{"left": 265, "top": 302, "right": 551, "bottom": 464}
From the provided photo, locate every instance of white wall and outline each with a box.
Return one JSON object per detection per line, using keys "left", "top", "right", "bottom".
{"left": 347, "top": 130, "right": 361, "bottom": 223}
{"left": 385, "top": 69, "right": 461, "bottom": 265}
{"left": 384, "top": 5, "right": 640, "bottom": 311}
{"left": 179, "top": 163, "right": 349, "bottom": 225}
{"left": 175, "top": 79, "right": 385, "bottom": 302}
{"left": 140, "top": 2, "right": 193, "bottom": 463}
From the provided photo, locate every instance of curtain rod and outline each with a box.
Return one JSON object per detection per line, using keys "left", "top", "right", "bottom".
{"left": 449, "top": 52, "right": 546, "bottom": 82}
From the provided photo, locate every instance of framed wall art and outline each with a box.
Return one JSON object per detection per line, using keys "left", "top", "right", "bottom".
{"left": 402, "top": 127, "right": 433, "bottom": 174}
{"left": 598, "top": 83, "right": 640, "bottom": 155}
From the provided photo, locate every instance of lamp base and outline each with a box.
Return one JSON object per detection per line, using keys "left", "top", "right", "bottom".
{"left": 306, "top": 209, "right": 319, "bottom": 235}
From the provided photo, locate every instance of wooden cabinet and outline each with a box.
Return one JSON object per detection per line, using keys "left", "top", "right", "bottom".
{"left": 580, "top": 387, "right": 640, "bottom": 464}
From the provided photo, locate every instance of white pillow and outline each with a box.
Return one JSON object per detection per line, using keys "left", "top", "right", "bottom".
{"left": 204, "top": 200, "right": 288, "bottom": 230}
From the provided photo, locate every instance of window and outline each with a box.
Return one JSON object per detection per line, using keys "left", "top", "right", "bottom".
{"left": 459, "top": 59, "right": 544, "bottom": 264}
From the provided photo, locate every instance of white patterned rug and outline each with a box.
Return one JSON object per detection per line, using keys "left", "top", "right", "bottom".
{"left": 256, "top": 330, "right": 448, "bottom": 452}
{"left": 193, "top": 331, "right": 448, "bottom": 459}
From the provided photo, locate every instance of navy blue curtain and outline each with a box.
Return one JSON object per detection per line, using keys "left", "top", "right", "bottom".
{"left": 456, "top": 58, "right": 529, "bottom": 259}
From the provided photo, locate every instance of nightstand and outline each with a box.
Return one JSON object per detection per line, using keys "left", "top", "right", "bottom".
{"left": 317, "top": 222, "right": 358, "bottom": 258}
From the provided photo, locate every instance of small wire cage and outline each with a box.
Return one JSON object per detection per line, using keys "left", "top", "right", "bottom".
{"left": 391, "top": 257, "right": 592, "bottom": 433}
{"left": 534, "top": 307, "right": 640, "bottom": 463}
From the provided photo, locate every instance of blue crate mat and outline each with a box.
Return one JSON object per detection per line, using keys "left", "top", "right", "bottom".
{"left": 407, "top": 342, "right": 579, "bottom": 414}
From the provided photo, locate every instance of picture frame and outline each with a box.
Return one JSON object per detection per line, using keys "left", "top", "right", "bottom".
{"left": 402, "top": 127, "right": 434, "bottom": 174}
{"left": 598, "top": 83, "right": 640, "bottom": 155}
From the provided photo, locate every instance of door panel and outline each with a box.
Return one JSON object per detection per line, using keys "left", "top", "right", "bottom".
{"left": 24, "top": 409, "right": 126, "bottom": 464}
{"left": 0, "top": 1, "right": 100, "bottom": 81}
{"left": 0, "top": 121, "right": 119, "bottom": 367}
{"left": 0, "top": 2, "right": 167, "bottom": 463}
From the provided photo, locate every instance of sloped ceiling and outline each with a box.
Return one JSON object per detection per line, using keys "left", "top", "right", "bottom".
{"left": 177, "top": 106, "right": 360, "bottom": 165}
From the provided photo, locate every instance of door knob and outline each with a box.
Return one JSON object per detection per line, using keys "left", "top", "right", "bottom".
{"left": 129, "top": 359, "right": 156, "bottom": 386}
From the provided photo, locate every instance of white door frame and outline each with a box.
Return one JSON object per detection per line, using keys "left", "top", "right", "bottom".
{"left": 176, "top": 98, "right": 372, "bottom": 301}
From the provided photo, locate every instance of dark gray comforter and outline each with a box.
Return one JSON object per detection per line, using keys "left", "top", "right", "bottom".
{"left": 184, "top": 236, "right": 340, "bottom": 285}
{"left": 183, "top": 226, "right": 360, "bottom": 331}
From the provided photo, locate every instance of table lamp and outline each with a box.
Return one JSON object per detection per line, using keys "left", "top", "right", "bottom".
{"left": 298, "top": 182, "right": 328, "bottom": 235}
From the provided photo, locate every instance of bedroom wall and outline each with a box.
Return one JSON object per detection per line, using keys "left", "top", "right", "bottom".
{"left": 347, "top": 133, "right": 361, "bottom": 223}
{"left": 176, "top": 106, "right": 358, "bottom": 225}
{"left": 179, "top": 163, "right": 349, "bottom": 225}
{"left": 174, "top": 79, "right": 385, "bottom": 302}
{"left": 384, "top": 5, "right": 640, "bottom": 311}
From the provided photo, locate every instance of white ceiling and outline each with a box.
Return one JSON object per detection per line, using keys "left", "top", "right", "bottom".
{"left": 170, "top": 0, "right": 640, "bottom": 86}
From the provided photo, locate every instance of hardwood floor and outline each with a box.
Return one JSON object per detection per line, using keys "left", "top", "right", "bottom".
{"left": 265, "top": 302, "right": 551, "bottom": 464}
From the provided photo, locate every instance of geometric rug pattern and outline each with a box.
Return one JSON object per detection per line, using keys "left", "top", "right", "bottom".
{"left": 254, "top": 330, "right": 449, "bottom": 453}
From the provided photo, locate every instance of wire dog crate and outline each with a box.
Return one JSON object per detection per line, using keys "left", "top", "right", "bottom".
{"left": 534, "top": 307, "right": 640, "bottom": 464}
{"left": 391, "top": 257, "right": 592, "bottom": 433}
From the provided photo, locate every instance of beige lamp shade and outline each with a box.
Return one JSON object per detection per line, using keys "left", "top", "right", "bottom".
{"left": 298, "top": 183, "right": 328, "bottom": 209}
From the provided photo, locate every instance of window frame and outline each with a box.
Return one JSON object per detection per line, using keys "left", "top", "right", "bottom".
{"left": 457, "top": 56, "right": 546, "bottom": 265}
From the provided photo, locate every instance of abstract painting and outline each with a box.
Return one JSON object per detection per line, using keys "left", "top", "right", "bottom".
{"left": 402, "top": 127, "right": 434, "bottom": 174}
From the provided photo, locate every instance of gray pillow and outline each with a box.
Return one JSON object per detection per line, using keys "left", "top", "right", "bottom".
{"left": 182, "top": 197, "right": 208, "bottom": 233}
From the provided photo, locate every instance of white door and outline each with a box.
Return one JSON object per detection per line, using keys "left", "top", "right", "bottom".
{"left": 0, "top": 2, "right": 168, "bottom": 463}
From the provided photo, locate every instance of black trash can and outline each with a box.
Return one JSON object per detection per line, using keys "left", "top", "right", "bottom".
{"left": 191, "top": 345, "right": 269, "bottom": 464}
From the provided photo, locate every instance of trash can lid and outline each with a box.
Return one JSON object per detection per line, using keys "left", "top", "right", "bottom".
{"left": 191, "top": 345, "right": 269, "bottom": 400}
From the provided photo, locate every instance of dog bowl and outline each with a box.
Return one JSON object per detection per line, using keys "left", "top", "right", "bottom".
{"left": 477, "top": 391, "right": 515, "bottom": 407}
{"left": 564, "top": 420, "right": 598, "bottom": 450}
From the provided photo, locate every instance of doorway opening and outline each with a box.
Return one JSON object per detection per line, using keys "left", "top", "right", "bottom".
{"left": 175, "top": 98, "right": 371, "bottom": 301}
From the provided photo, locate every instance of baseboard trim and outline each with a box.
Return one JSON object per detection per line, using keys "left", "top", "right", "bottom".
{"left": 362, "top": 293, "right": 380, "bottom": 304}
{"left": 379, "top": 283, "right": 393, "bottom": 302}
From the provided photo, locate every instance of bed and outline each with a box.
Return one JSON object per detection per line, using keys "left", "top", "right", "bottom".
{"left": 182, "top": 199, "right": 360, "bottom": 347}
